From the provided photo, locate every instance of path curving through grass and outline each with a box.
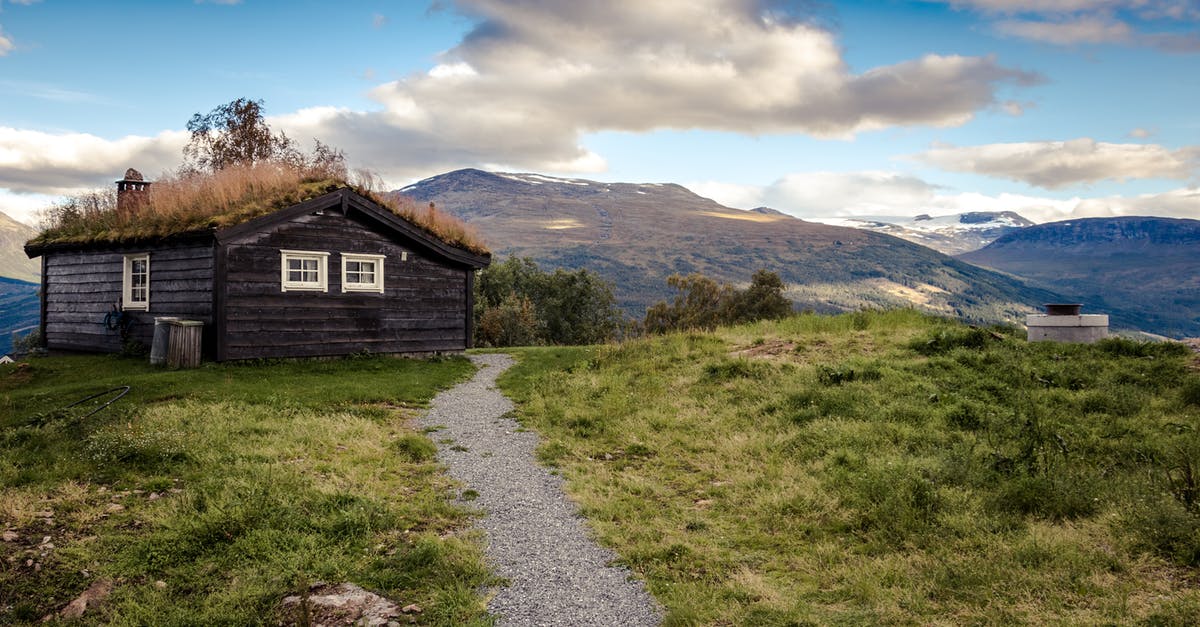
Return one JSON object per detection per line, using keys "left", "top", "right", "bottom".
{"left": 419, "top": 353, "right": 660, "bottom": 626}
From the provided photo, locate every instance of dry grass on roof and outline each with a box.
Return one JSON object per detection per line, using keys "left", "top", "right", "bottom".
{"left": 28, "top": 163, "right": 489, "bottom": 255}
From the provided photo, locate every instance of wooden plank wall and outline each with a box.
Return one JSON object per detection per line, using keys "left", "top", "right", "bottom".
{"left": 43, "top": 245, "right": 214, "bottom": 353}
{"left": 221, "top": 211, "right": 468, "bottom": 360}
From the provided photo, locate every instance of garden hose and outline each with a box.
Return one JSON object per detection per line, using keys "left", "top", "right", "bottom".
{"left": 61, "top": 386, "right": 131, "bottom": 419}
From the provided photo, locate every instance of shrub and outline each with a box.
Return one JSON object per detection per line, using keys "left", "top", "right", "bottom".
{"left": 392, "top": 433, "right": 437, "bottom": 463}
{"left": 1124, "top": 497, "right": 1200, "bottom": 566}
{"left": 1097, "top": 337, "right": 1190, "bottom": 359}
{"left": 476, "top": 292, "right": 541, "bottom": 348}
{"left": 1180, "top": 378, "right": 1200, "bottom": 408}
{"left": 909, "top": 327, "right": 997, "bottom": 356}
{"left": 703, "top": 358, "right": 774, "bottom": 381}
{"left": 990, "top": 472, "right": 1099, "bottom": 520}
{"left": 644, "top": 269, "right": 793, "bottom": 333}
{"left": 474, "top": 257, "right": 624, "bottom": 346}
{"left": 816, "top": 363, "right": 882, "bottom": 386}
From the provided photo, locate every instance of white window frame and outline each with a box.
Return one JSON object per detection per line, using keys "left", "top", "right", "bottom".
{"left": 122, "top": 253, "right": 150, "bottom": 311}
{"left": 341, "top": 253, "right": 386, "bottom": 294}
{"left": 280, "top": 249, "right": 330, "bottom": 293}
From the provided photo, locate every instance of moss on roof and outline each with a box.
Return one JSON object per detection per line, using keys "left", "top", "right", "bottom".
{"left": 27, "top": 164, "right": 489, "bottom": 256}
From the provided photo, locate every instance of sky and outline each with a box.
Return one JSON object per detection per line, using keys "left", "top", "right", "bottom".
{"left": 0, "top": 0, "right": 1198, "bottom": 227}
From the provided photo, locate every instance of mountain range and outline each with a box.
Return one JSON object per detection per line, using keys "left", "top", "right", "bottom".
{"left": 961, "top": 217, "right": 1200, "bottom": 337}
{"left": 819, "top": 211, "right": 1035, "bottom": 255}
{"left": 3, "top": 173, "right": 1194, "bottom": 345}
{"left": 0, "top": 211, "right": 39, "bottom": 355}
{"left": 0, "top": 211, "right": 39, "bottom": 283}
{"left": 397, "top": 169, "right": 1058, "bottom": 327}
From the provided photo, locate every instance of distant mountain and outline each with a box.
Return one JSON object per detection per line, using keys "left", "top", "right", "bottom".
{"left": 0, "top": 211, "right": 40, "bottom": 283}
{"left": 960, "top": 217, "right": 1200, "bottom": 337}
{"left": 1, "top": 276, "right": 39, "bottom": 355}
{"left": 817, "top": 211, "right": 1034, "bottom": 255}
{"left": 397, "top": 169, "right": 1063, "bottom": 326}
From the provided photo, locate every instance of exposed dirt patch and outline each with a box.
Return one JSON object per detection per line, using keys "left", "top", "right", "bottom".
{"left": 731, "top": 340, "right": 797, "bottom": 360}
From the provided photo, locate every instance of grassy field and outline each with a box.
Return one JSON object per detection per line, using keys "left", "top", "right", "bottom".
{"left": 0, "top": 354, "right": 494, "bottom": 625}
{"left": 499, "top": 310, "right": 1200, "bottom": 625}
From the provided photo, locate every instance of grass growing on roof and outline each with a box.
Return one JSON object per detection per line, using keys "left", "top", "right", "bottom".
{"left": 0, "top": 354, "right": 494, "bottom": 625}
{"left": 498, "top": 309, "right": 1200, "bottom": 625}
{"left": 27, "top": 162, "right": 488, "bottom": 255}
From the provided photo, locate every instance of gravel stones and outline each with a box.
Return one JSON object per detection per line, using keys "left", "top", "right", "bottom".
{"left": 419, "top": 353, "right": 660, "bottom": 626}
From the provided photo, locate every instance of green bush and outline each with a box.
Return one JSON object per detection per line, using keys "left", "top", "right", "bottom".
{"left": 392, "top": 433, "right": 437, "bottom": 462}
{"left": 816, "top": 363, "right": 882, "bottom": 386}
{"left": 474, "top": 257, "right": 625, "bottom": 346}
{"left": 909, "top": 327, "right": 998, "bottom": 356}
{"left": 1124, "top": 497, "right": 1200, "bottom": 566}
{"left": 990, "top": 472, "right": 1099, "bottom": 520}
{"left": 703, "top": 358, "right": 773, "bottom": 381}
{"left": 1180, "top": 378, "right": 1200, "bottom": 408}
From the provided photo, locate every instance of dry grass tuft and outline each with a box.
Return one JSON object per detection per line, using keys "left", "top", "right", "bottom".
{"left": 29, "top": 163, "right": 488, "bottom": 255}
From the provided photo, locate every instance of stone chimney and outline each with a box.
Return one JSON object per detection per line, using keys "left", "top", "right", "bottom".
{"left": 116, "top": 168, "right": 151, "bottom": 212}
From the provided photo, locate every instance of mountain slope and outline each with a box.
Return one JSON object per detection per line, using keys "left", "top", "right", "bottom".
{"left": 397, "top": 169, "right": 1061, "bottom": 326}
{"left": 960, "top": 217, "right": 1200, "bottom": 337}
{"left": 1, "top": 276, "right": 39, "bottom": 355}
{"left": 818, "top": 211, "right": 1033, "bottom": 255}
{"left": 0, "top": 211, "right": 39, "bottom": 283}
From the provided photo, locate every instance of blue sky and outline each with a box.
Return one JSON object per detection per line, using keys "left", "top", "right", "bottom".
{"left": 1, "top": 0, "right": 1198, "bottom": 225}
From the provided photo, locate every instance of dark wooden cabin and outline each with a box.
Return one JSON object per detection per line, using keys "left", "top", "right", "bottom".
{"left": 25, "top": 172, "right": 490, "bottom": 361}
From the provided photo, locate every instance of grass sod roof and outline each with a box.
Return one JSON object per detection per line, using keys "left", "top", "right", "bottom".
{"left": 25, "top": 164, "right": 489, "bottom": 257}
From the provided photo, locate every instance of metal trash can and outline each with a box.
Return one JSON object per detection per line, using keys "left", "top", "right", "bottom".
{"left": 166, "top": 320, "right": 203, "bottom": 369}
{"left": 150, "top": 317, "right": 180, "bottom": 365}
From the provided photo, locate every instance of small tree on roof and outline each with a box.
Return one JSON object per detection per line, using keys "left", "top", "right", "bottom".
{"left": 184, "top": 97, "right": 339, "bottom": 173}
{"left": 182, "top": 98, "right": 347, "bottom": 181}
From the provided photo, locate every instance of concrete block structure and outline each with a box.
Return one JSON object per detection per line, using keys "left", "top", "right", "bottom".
{"left": 1027, "top": 304, "right": 1109, "bottom": 343}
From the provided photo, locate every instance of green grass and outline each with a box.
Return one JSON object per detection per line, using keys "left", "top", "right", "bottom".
{"left": 0, "top": 353, "right": 493, "bottom": 626}
{"left": 499, "top": 309, "right": 1200, "bottom": 625}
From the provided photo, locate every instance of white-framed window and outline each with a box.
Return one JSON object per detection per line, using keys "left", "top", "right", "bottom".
{"left": 122, "top": 253, "right": 150, "bottom": 311}
{"left": 341, "top": 253, "right": 386, "bottom": 293}
{"left": 280, "top": 249, "right": 329, "bottom": 292}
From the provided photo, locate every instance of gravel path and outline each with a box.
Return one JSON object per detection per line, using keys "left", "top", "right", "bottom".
{"left": 417, "top": 353, "right": 661, "bottom": 627}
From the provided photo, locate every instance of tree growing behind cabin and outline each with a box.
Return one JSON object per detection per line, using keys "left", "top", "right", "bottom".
{"left": 644, "top": 268, "right": 793, "bottom": 333}
{"left": 182, "top": 97, "right": 344, "bottom": 174}
{"left": 474, "top": 257, "right": 625, "bottom": 347}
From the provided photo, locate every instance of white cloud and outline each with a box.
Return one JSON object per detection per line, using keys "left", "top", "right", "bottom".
{"left": 690, "top": 169, "right": 1200, "bottom": 224}
{"left": 764, "top": 171, "right": 941, "bottom": 215}
{"left": 0, "top": 27, "right": 13, "bottom": 56}
{"left": 939, "top": 0, "right": 1200, "bottom": 52}
{"left": 0, "top": 189, "right": 57, "bottom": 226}
{"left": 995, "top": 15, "right": 1133, "bottom": 44}
{"left": 0, "top": 127, "right": 188, "bottom": 194}
{"left": 0, "top": 0, "right": 1039, "bottom": 198}
{"left": 685, "top": 181, "right": 767, "bottom": 209}
{"left": 914, "top": 139, "right": 1200, "bottom": 188}
{"left": 1128, "top": 127, "right": 1155, "bottom": 138}
{"left": 273, "top": 0, "right": 1036, "bottom": 177}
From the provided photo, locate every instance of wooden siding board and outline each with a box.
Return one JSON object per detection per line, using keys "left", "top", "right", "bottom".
{"left": 219, "top": 209, "right": 469, "bottom": 359}
{"left": 39, "top": 256, "right": 48, "bottom": 347}
{"left": 42, "top": 245, "right": 215, "bottom": 354}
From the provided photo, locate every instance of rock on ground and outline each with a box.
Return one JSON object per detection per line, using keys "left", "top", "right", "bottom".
{"left": 279, "top": 582, "right": 406, "bottom": 627}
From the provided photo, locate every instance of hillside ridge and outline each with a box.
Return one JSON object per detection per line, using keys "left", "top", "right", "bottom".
{"left": 397, "top": 169, "right": 1064, "bottom": 329}
{"left": 961, "top": 216, "right": 1200, "bottom": 337}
